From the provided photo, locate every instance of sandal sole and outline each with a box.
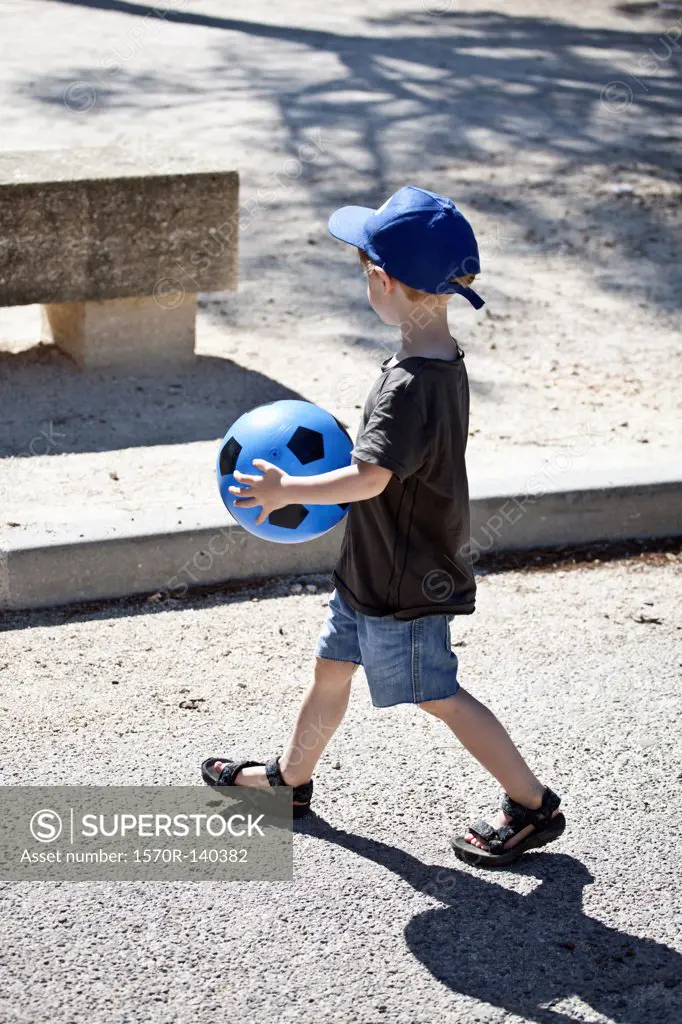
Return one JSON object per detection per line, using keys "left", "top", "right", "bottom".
{"left": 452, "top": 813, "right": 566, "bottom": 868}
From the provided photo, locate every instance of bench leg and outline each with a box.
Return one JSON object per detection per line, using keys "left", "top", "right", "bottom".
{"left": 41, "top": 293, "right": 197, "bottom": 371}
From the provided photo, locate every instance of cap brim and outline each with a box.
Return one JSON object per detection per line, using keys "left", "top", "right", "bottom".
{"left": 450, "top": 282, "right": 485, "bottom": 310}
{"left": 328, "top": 205, "right": 376, "bottom": 248}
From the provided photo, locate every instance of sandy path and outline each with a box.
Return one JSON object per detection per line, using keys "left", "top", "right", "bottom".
{"left": 0, "top": 0, "right": 680, "bottom": 541}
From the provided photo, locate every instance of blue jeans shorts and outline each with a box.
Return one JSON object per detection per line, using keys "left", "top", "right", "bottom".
{"left": 315, "top": 589, "right": 460, "bottom": 708}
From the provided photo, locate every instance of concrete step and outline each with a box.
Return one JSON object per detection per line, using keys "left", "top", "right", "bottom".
{"left": 1, "top": 461, "right": 680, "bottom": 612}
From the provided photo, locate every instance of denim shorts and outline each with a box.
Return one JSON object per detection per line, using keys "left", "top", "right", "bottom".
{"left": 315, "top": 589, "right": 460, "bottom": 708}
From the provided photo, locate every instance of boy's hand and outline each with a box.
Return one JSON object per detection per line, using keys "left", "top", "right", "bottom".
{"left": 228, "top": 459, "right": 288, "bottom": 525}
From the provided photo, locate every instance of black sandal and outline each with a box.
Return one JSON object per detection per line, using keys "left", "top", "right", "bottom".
{"left": 201, "top": 757, "right": 313, "bottom": 818}
{"left": 452, "top": 787, "right": 565, "bottom": 868}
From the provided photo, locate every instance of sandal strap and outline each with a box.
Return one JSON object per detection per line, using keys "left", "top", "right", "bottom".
{"left": 492, "top": 824, "right": 518, "bottom": 848}
{"left": 216, "top": 759, "right": 264, "bottom": 786}
{"left": 501, "top": 787, "right": 561, "bottom": 829}
{"left": 470, "top": 819, "right": 507, "bottom": 854}
{"left": 265, "top": 757, "right": 314, "bottom": 804}
{"left": 469, "top": 819, "right": 497, "bottom": 842}
{"left": 265, "top": 756, "right": 286, "bottom": 787}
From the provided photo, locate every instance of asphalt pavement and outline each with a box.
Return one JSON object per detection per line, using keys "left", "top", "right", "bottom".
{"left": 0, "top": 555, "right": 680, "bottom": 1023}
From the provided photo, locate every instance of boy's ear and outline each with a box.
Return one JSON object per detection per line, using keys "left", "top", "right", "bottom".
{"left": 374, "top": 266, "right": 395, "bottom": 293}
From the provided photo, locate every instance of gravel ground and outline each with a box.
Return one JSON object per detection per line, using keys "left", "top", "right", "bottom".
{"left": 0, "top": 557, "right": 680, "bottom": 1023}
{"left": 0, "top": 0, "right": 681, "bottom": 541}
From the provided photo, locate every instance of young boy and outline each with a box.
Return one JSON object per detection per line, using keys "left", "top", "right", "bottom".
{"left": 202, "top": 186, "right": 565, "bottom": 867}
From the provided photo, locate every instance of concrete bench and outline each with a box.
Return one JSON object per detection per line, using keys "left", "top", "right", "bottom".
{"left": 0, "top": 150, "right": 239, "bottom": 370}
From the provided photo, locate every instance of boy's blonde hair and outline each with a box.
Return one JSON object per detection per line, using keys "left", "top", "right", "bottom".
{"left": 358, "top": 248, "right": 477, "bottom": 302}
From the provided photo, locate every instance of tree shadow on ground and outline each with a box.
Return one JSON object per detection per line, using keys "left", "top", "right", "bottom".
{"left": 300, "top": 814, "right": 682, "bottom": 1023}
{"left": 616, "top": 2, "right": 682, "bottom": 17}
{"left": 38, "top": 2, "right": 682, "bottom": 181}
{"left": 0, "top": 345, "right": 304, "bottom": 456}
{"left": 31, "top": 3, "right": 682, "bottom": 314}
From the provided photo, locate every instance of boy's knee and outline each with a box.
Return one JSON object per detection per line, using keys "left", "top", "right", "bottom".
{"left": 418, "top": 693, "right": 461, "bottom": 718}
{"left": 314, "top": 656, "right": 358, "bottom": 686}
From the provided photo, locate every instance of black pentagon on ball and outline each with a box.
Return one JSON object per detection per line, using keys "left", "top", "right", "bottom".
{"left": 268, "top": 504, "right": 309, "bottom": 529}
{"left": 287, "top": 426, "right": 325, "bottom": 465}
{"left": 219, "top": 436, "right": 242, "bottom": 477}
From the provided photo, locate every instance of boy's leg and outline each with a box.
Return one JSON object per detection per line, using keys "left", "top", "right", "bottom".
{"left": 212, "top": 589, "right": 361, "bottom": 790}
{"left": 214, "top": 657, "right": 357, "bottom": 788}
{"left": 420, "top": 688, "right": 557, "bottom": 849}
{"left": 279, "top": 657, "right": 357, "bottom": 785}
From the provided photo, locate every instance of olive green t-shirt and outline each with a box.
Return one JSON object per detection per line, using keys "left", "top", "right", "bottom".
{"left": 333, "top": 350, "right": 476, "bottom": 620}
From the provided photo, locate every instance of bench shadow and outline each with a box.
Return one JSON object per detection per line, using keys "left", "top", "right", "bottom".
{"left": 0, "top": 346, "right": 305, "bottom": 457}
{"left": 299, "top": 814, "right": 682, "bottom": 1022}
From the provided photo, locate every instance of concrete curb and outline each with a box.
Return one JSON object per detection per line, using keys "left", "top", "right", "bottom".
{"left": 468, "top": 463, "right": 681, "bottom": 558}
{"left": 1, "top": 464, "right": 680, "bottom": 612}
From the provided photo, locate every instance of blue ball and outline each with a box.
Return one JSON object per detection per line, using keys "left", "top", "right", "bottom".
{"left": 217, "top": 400, "right": 353, "bottom": 544}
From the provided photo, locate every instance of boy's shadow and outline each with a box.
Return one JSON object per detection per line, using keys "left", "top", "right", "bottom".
{"left": 299, "top": 815, "right": 681, "bottom": 1023}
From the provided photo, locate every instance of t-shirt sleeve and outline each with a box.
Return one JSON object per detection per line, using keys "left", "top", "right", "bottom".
{"left": 352, "top": 383, "right": 428, "bottom": 483}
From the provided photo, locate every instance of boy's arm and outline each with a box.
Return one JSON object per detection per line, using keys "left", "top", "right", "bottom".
{"left": 229, "top": 459, "right": 391, "bottom": 525}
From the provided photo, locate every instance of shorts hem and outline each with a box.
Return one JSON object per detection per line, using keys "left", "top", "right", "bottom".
{"left": 315, "top": 652, "right": 362, "bottom": 666}
{"left": 370, "top": 682, "right": 461, "bottom": 709}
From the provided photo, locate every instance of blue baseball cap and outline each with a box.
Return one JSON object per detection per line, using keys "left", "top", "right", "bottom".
{"left": 328, "top": 185, "right": 484, "bottom": 309}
